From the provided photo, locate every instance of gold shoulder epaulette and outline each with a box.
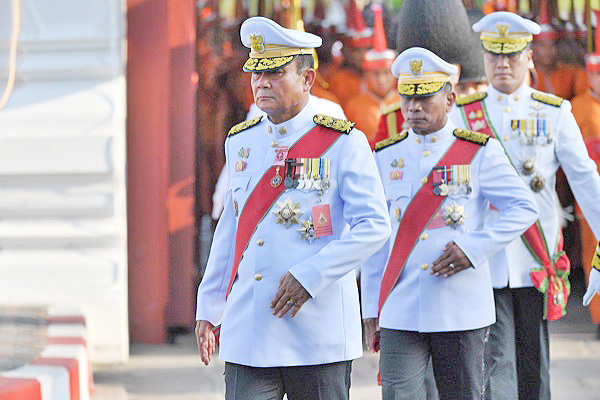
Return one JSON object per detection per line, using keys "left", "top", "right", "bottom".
{"left": 455, "top": 92, "right": 487, "bottom": 106}
{"left": 453, "top": 128, "right": 489, "bottom": 145}
{"left": 227, "top": 116, "right": 263, "bottom": 137}
{"left": 531, "top": 91, "right": 563, "bottom": 107}
{"left": 374, "top": 130, "right": 408, "bottom": 152}
{"left": 313, "top": 114, "right": 355, "bottom": 134}
{"left": 381, "top": 101, "right": 402, "bottom": 115}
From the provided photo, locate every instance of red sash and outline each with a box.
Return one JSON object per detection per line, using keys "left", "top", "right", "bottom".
{"left": 378, "top": 136, "right": 485, "bottom": 313}
{"left": 460, "top": 99, "right": 571, "bottom": 320}
{"left": 226, "top": 125, "right": 343, "bottom": 297}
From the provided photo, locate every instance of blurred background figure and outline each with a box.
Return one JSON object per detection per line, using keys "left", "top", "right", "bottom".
{"left": 344, "top": 3, "right": 397, "bottom": 147}
{"left": 571, "top": 9, "right": 600, "bottom": 337}
{"left": 328, "top": 0, "right": 372, "bottom": 109}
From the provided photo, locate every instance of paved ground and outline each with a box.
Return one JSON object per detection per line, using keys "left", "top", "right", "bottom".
{"left": 91, "top": 285, "right": 600, "bottom": 400}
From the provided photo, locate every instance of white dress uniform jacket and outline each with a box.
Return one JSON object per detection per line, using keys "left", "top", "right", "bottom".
{"left": 361, "top": 120, "right": 538, "bottom": 332}
{"left": 196, "top": 102, "right": 391, "bottom": 367}
{"left": 450, "top": 85, "right": 600, "bottom": 288}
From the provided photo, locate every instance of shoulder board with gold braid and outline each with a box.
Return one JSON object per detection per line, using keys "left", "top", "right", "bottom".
{"left": 313, "top": 114, "right": 355, "bottom": 134}
{"left": 380, "top": 101, "right": 402, "bottom": 115}
{"left": 455, "top": 92, "right": 487, "bottom": 106}
{"left": 453, "top": 128, "right": 489, "bottom": 145}
{"left": 531, "top": 91, "right": 564, "bottom": 107}
{"left": 227, "top": 116, "right": 263, "bottom": 137}
{"left": 374, "top": 130, "right": 408, "bottom": 152}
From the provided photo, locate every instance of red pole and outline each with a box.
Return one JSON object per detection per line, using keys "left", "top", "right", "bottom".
{"left": 126, "top": 0, "right": 170, "bottom": 343}
{"left": 166, "top": 0, "right": 198, "bottom": 332}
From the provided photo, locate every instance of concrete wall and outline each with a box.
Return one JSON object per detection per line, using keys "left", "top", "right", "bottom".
{"left": 0, "top": 0, "right": 128, "bottom": 363}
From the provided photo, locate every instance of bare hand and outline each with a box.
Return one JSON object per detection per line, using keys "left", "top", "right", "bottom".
{"left": 195, "top": 320, "right": 216, "bottom": 366}
{"left": 363, "top": 318, "right": 379, "bottom": 352}
{"left": 270, "top": 272, "right": 311, "bottom": 318}
{"left": 430, "top": 241, "right": 472, "bottom": 277}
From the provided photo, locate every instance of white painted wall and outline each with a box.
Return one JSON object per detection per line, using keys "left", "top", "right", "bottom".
{"left": 0, "top": 0, "right": 128, "bottom": 363}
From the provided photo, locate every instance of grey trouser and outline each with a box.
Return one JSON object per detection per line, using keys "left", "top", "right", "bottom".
{"left": 484, "top": 287, "right": 550, "bottom": 400}
{"left": 380, "top": 327, "right": 488, "bottom": 400}
{"left": 224, "top": 360, "right": 352, "bottom": 400}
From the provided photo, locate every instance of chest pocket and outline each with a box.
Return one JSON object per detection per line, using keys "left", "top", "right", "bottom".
{"left": 229, "top": 173, "right": 251, "bottom": 193}
{"left": 385, "top": 182, "right": 412, "bottom": 201}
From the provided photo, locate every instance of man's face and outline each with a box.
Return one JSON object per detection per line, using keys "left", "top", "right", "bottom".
{"left": 345, "top": 46, "right": 367, "bottom": 71}
{"left": 251, "top": 60, "right": 310, "bottom": 121}
{"left": 365, "top": 68, "right": 396, "bottom": 99}
{"left": 400, "top": 87, "right": 456, "bottom": 134}
{"left": 588, "top": 69, "right": 600, "bottom": 96}
{"left": 532, "top": 40, "right": 557, "bottom": 69}
{"left": 483, "top": 48, "right": 532, "bottom": 94}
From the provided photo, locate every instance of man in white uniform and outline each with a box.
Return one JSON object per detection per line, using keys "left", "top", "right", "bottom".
{"left": 195, "top": 16, "right": 391, "bottom": 400}
{"left": 361, "top": 47, "right": 538, "bottom": 400}
{"left": 449, "top": 11, "right": 600, "bottom": 400}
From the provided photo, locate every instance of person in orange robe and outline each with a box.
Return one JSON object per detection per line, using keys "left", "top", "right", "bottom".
{"left": 532, "top": 25, "right": 587, "bottom": 100}
{"left": 328, "top": 0, "right": 371, "bottom": 109}
{"left": 571, "top": 48, "right": 600, "bottom": 333}
{"left": 343, "top": 4, "right": 397, "bottom": 147}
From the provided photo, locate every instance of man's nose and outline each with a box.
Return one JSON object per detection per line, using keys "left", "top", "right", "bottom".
{"left": 408, "top": 98, "right": 423, "bottom": 112}
{"left": 255, "top": 73, "right": 271, "bottom": 87}
{"left": 497, "top": 55, "right": 510, "bottom": 67}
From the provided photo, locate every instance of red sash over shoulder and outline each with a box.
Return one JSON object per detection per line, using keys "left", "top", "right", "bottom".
{"left": 459, "top": 96, "right": 571, "bottom": 320}
{"left": 227, "top": 124, "right": 343, "bottom": 297}
{"left": 378, "top": 134, "right": 485, "bottom": 313}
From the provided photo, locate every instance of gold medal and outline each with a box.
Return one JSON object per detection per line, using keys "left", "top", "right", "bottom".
{"left": 443, "top": 202, "right": 466, "bottom": 229}
{"left": 530, "top": 174, "right": 545, "bottom": 192}
{"left": 271, "top": 166, "right": 282, "bottom": 188}
{"left": 520, "top": 157, "right": 536, "bottom": 176}
{"left": 233, "top": 198, "right": 238, "bottom": 217}
{"left": 297, "top": 216, "right": 316, "bottom": 243}
{"left": 273, "top": 197, "right": 303, "bottom": 228}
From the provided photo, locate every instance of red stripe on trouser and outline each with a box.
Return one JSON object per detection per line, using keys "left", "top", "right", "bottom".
{"left": 0, "top": 377, "right": 42, "bottom": 400}
{"left": 33, "top": 358, "right": 80, "bottom": 400}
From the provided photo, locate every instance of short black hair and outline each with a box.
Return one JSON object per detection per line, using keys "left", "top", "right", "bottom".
{"left": 295, "top": 54, "right": 315, "bottom": 74}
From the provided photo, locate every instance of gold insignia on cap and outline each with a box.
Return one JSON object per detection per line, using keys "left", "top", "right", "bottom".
{"left": 398, "top": 82, "right": 446, "bottom": 97}
{"left": 250, "top": 33, "right": 265, "bottom": 53}
{"left": 313, "top": 114, "right": 355, "bottom": 134}
{"left": 496, "top": 23, "right": 509, "bottom": 37}
{"left": 228, "top": 116, "right": 263, "bottom": 137}
{"left": 409, "top": 59, "right": 423, "bottom": 76}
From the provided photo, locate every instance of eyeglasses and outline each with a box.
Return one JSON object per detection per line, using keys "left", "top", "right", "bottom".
{"left": 483, "top": 50, "right": 524, "bottom": 62}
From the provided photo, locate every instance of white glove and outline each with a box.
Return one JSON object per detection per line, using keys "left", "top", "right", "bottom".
{"left": 583, "top": 268, "right": 600, "bottom": 306}
{"left": 583, "top": 242, "right": 600, "bottom": 306}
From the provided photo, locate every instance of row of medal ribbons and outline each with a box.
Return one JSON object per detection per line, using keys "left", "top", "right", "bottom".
{"left": 285, "top": 157, "right": 331, "bottom": 192}
{"left": 511, "top": 118, "right": 553, "bottom": 145}
{"left": 432, "top": 165, "right": 472, "bottom": 196}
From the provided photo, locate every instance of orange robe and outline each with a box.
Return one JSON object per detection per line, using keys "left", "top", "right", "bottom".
{"left": 328, "top": 67, "right": 364, "bottom": 110}
{"left": 311, "top": 71, "right": 342, "bottom": 105}
{"left": 571, "top": 89, "right": 600, "bottom": 323}
{"left": 534, "top": 64, "right": 588, "bottom": 100}
{"left": 344, "top": 92, "right": 401, "bottom": 147}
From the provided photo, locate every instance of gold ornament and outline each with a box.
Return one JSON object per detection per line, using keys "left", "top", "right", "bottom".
{"left": 273, "top": 197, "right": 303, "bottom": 228}
{"left": 530, "top": 174, "right": 545, "bottom": 192}
{"left": 409, "top": 59, "right": 423, "bottom": 75}
{"left": 249, "top": 33, "right": 265, "bottom": 53}
{"left": 443, "top": 202, "right": 466, "bottom": 229}
{"left": 520, "top": 157, "right": 536, "bottom": 176}
{"left": 297, "top": 216, "right": 316, "bottom": 243}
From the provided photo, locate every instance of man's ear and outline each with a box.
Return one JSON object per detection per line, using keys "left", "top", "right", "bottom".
{"left": 303, "top": 68, "right": 317, "bottom": 92}
{"left": 446, "top": 90, "right": 457, "bottom": 112}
